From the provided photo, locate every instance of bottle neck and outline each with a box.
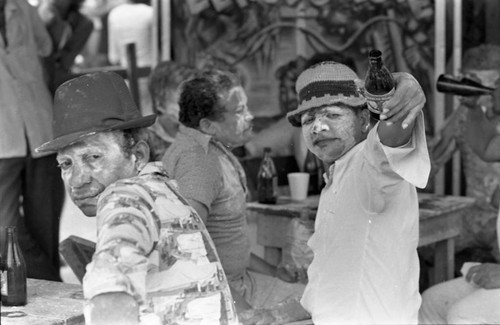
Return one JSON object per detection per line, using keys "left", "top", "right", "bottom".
{"left": 369, "top": 57, "right": 382, "bottom": 69}
{"left": 7, "top": 227, "right": 16, "bottom": 243}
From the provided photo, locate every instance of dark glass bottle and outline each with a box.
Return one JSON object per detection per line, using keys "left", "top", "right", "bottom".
{"left": 363, "top": 49, "right": 395, "bottom": 114}
{"left": 1, "top": 226, "right": 27, "bottom": 306}
{"left": 436, "top": 74, "right": 495, "bottom": 97}
{"left": 303, "top": 150, "right": 324, "bottom": 195}
{"left": 257, "top": 147, "right": 278, "bottom": 204}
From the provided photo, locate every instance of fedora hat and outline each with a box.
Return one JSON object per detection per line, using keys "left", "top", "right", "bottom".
{"left": 287, "top": 61, "right": 366, "bottom": 127}
{"left": 36, "top": 71, "right": 156, "bottom": 153}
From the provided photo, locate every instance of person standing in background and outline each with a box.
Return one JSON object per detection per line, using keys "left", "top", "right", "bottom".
{"left": 107, "top": 0, "right": 152, "bottom": 68}
{"left": 38, "top": 0, "right": 94, "bottom": 94}
{"left": 0, "top": 0, "right": 64, "bottom": 281}
{"left": 107, "top": 0, "right": 153, "bottom": 115}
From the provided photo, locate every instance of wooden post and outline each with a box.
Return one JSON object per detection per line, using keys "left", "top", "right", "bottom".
{"left": 434, "top": 0, "right": 447, "bottom": 195}
{"left": 161, "top": 0, "right": 172, "bottom": 61}
{"left": 126, "top": 43, "right": 140, "bottom": 110}
{"left": 152, "top": 0, "right": 161, "bottom": 65}
{"left": 451, "top": 0, "right": 462, "bottom": 196}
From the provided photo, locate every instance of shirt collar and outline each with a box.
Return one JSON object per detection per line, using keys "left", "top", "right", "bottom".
{"left": 323, "top": 140, "right": 365, "bottom": 187}
{"left": 149, "top": 120, "right": 176, "bottom": 143}
{"left": 178, "top": 124, "right": 213, "bottom": 154}
{"left": 139, "top": 162, "right": 167, "bottom": 176}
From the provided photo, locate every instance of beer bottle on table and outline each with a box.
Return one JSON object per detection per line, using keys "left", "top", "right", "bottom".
{"left": 363, "top": 49, "right": 395, "bottom": 115}
{"left": 257, "top": 147, "right": 278, "bottom": 204}
{"left": 303, "top": 150, "right": 324, "bottom": 195}
{"left": 1, "top": 226, "right": 27, "bottom": 306}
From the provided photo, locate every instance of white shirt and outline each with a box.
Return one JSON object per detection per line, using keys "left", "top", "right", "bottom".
{"left": 107, "top": 3, "right": 153, "bottom": 68}
{"left": 301, "top": 114, "right": 430, "bottom": 325}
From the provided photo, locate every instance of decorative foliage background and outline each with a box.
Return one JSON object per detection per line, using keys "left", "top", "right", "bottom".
{"left": 171, "top": 0, "right": 483, "bottom": 134}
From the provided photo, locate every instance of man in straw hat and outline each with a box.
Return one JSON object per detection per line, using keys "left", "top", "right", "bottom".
{"left": 36, "top": 71, "right": 238, "bottom": 325}
{"left": 286, "top": 61, "right": 430, "bottom": 324}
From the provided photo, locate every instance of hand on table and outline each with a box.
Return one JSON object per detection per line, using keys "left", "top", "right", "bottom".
{"left": 465, "top": 263, "right": 500, "bottom": 289}
{"left": 86, "top": 292, "right": 139, "bottom": 325}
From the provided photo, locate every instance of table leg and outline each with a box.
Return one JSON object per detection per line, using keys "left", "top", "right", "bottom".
{"left": 433, "top": 238, "right": 455, "bottom": 284}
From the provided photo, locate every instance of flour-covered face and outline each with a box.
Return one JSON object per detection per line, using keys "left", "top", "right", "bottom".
{"left": 463, "top": 69, "right": 500, "bottom": 115}
{"left": 301, "top": 105, "right": 369, "bottom": 166}
{"left": 210, "top": 86, "right": 254, "bottom": 148}
{"left": 56, "top": 132, "right": 138, "bottom": 216}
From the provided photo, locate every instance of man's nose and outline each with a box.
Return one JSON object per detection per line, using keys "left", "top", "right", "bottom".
{"left": 67, "top": 164, "right": 91, "bottom": 188}
{"left": 245, "top": 110, "right": 254, "bottom": 121}
{"left": 311, "top": 118, "right": 329, "bottom": 134}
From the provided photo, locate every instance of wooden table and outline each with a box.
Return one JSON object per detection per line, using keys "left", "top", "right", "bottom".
{"left": 247, "top": 192, "right": 477, "bottom": 285}
{"left": 1, "top": 279, "right": 84, "bottom": 325}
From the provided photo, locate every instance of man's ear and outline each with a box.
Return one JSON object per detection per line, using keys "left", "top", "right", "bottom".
{"left": 132, "top": 140, "right": 150, "bottom": 170}
{"left": 360, "top": 109, "right": 371, "bottom": 133}
{"left": 199, "top": 118, "right": 216, "bottom": 135}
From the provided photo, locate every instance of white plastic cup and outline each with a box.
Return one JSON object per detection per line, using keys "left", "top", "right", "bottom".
{"left": 287, "top": 172, "right": 310, "bottom": 201}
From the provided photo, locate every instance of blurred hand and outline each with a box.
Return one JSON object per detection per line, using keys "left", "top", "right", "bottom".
{"left": 276, "top": 264, "right": 299, "bottom": 283}
{"left": 465, "top": 263, "right": 500, "bottom": 289}
{"left": 378, "top": 72, "right": 426, "bottom": 128}
{"left": 459, "top": 95, "right": 482, "bottom": 110}
{"left": 86, "top": 292, "right": 139, "bottom": 325}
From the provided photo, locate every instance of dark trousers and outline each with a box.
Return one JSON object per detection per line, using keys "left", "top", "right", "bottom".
{"left": 0, "top": 154, "right": 64, "bottom": 281}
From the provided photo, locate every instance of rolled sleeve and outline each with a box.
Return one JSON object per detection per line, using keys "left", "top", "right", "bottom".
{"left": 367, "top": 112, "right": 431, "bottom": 189}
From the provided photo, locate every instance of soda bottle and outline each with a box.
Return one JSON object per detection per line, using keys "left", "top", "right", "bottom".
{"left": 303, "top": 150, "right": 324, "bottom": 195}
{"left": 363, "top": 49, "right": 395, "bottom": 114}
{"left": 436, "top": 74, "right": 495, "bottom": 97}
{"left": 257, "top": 147, "right": 278, "bottom": 204}
{"left": 1, "top": 226, "right": 27, "bottom": 306}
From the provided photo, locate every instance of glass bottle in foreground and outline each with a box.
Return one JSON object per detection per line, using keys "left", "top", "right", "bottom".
{"left": 257, "top": 147, "right": 278, "bottom": 204}
{"left": 363, "top": 49, "right": 395, "bottom": 114}
{"left": 1, "top": 226, "right": 27, "bottom": 306}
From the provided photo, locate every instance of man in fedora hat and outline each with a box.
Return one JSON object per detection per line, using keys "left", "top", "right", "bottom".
{"left": 286, "top": 61, "right": 430, "bottom": 324}
{"left": 36, "top": 71, "right": 238, "bottom": 325}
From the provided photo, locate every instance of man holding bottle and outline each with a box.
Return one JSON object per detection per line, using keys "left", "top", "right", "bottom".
{"left": 286, "top": 61, "right": 430, "bottom": 324}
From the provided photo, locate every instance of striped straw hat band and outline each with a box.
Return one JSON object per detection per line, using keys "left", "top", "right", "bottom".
{"left": 287, "top": 61, "right": 366, "bottom": 127}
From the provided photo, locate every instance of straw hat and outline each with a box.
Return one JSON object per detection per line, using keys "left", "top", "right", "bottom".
{"left": 287, "top": 61, "right": 366, "bottom": 127}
